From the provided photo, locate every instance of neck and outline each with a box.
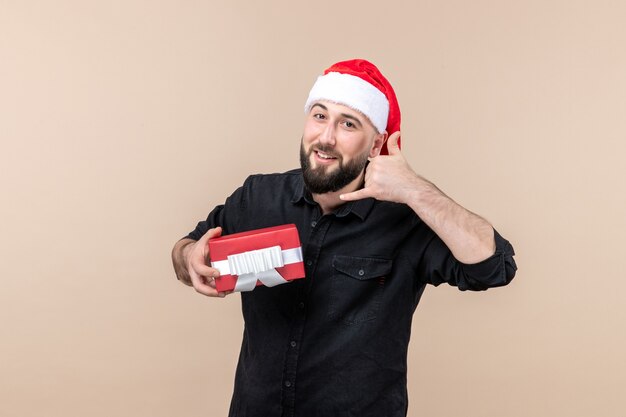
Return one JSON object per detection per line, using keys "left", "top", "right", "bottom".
{"left": 311, "top": 171, "right": 364, "bottom": 215}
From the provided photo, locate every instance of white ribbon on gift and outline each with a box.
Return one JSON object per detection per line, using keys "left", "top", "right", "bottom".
{"left": 211, "top": 245, "right": 303, "bottom": 292}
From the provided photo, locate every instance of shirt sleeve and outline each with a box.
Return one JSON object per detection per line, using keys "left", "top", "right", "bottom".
{"left": 419, "top": 228, "right": 517, "bottom": 291}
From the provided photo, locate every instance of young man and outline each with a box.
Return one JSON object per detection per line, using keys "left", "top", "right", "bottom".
{"left": 172, "top": 59, "right": 517, "bottom": 417}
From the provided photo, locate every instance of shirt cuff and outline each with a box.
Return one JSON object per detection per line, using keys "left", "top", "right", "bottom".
{"left": 458, "top": 229, "right": 517, "bottom": 289}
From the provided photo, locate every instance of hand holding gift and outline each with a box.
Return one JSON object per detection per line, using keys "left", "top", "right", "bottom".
{"left": 184, "top": 226, "right": 233, "bottom": 298}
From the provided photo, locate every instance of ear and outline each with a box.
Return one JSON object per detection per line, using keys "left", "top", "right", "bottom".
{"left": 369, "top": 131, "right": 388, "bottom": 158}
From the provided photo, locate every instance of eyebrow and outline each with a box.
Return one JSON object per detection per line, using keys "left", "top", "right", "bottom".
{"left": 310, "top": 103, "right": 364, "bottom": 128}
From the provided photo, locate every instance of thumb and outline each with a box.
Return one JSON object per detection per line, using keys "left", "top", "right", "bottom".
{"left": 386, "top": 131, "right": 402, "bottom": 155}
{"left": 199, "top": 226, "right": 222, "bottom": 265}
{"left": 201, "top": 226, "right": 222, "bottom": 243}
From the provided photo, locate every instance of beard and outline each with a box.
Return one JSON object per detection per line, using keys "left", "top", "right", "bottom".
{"left": 299, "top": 141, "right": 369, "bottom": 194}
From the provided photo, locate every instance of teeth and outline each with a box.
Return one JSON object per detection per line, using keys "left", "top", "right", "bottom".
{"left": 317, "top": 151, "right": 336, "bottom": 159}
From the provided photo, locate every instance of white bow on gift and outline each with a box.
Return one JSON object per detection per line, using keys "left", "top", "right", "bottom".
{"left": 211, "top": 246, "right": 303, "bottom": 292}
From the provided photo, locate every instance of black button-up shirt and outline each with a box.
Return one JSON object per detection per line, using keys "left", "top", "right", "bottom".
{"left": 186, "top": 169, "right": 517, "bottom": 417}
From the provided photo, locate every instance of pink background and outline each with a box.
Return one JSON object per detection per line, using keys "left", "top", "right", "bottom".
{"left": 1, "top": 1, "right": 625, "bottom": 416}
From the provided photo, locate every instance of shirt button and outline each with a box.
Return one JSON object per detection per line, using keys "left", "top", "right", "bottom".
{"left": 290, "top": 340, "right": 297, "bottom": 348}
{"left": 311, "top": 220, "right": 317, "bottom": 228}
{"left": 284, "top": 381, "right": 292, "bottom": 388}
{"left": 298, "top": 302, "right": 305, "bottom": 309}
{"left": 358, "top": 269, "right": 365, "bottom": 276}
{"left": 306, "top": 260, "right": 313, "bottom": 266}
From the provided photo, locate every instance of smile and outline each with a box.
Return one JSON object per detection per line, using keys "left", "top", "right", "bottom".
{"left": 315, "top": 150, "right": 338, "bottom": 160}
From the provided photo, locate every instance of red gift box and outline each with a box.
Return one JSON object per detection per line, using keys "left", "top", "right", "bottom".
{"left": 209, "top": 224, "right": 305, "bottom": 292}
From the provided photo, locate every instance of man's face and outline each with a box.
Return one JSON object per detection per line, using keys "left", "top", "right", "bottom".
{"left": 300, "top": 101, "right": 385, "bottom": 194}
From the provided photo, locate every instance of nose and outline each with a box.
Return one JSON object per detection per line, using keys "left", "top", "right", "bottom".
{"left": 318, "top": 122, "right": 336, "bottom": 147}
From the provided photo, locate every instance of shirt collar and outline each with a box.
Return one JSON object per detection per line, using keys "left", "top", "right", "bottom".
{"left": 291, "top": 172, "right": 375, "bottom": 221}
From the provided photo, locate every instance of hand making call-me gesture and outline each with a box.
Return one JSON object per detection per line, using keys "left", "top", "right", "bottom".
{"left": 342, "top": 131, "right": 497, "bottom": 265}
{"left": 339, "top": 131, "right": 419, "bottom": 205}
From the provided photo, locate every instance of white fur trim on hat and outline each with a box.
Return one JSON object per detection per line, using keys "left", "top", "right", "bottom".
{"left": 304, "top": 72, "right": 389, "bottom": 133}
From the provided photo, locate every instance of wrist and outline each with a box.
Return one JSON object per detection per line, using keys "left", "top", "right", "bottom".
{"left": 406, "top": 176, "right": 454, "bottom": 218}
{"left": 174, "top": 239, "right": 197, "bottom": 286}
{"left": 404, "top": 174, "right": 434, "bottom": 206}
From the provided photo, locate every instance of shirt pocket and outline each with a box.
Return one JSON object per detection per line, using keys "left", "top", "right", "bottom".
{"left": 328, "top": 255, "right": 393, "bottom": 325}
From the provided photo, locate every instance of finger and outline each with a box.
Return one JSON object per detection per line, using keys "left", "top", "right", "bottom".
{"left": 208, "top": 226, "right": 222, "bottom": 239}
{"left": 216, "top": 290, "right": 234, "bottom": 298}
{"left": 189, "top": 270, "right": 221, "bottom": 297}
{"left": 197, "top": 276, "right": 230, "bottom": 298}
{"left": 386, "top": 131, "right": 402, "bottom": 155}
{"left": 195, "top": 226, "right": 222, "bottom": 266}
{"left": 339, "top": 188, "right": 373, "bottom": 201}
{"left": 192, "top": 274, "right": 232, "bottom": 298}
{"left": 191, "top": 263, "right": 221, "bottom": 278}
{"left": 199, "top": 226, "right": 222, "bottom": 243}
{"left": 188, "top": 239, "right": 221, "bottom": 276}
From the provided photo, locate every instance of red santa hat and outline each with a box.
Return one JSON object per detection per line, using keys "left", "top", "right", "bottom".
{"left": 304, "top": 59, "right": 401, "bottom": 154}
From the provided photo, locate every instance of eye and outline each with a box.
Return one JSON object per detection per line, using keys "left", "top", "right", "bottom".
{"left": 313, "top": 113, "right": 326, "bottom": 120}
{"left": 342, "top": 120, "right": 356, "bottom": 129}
